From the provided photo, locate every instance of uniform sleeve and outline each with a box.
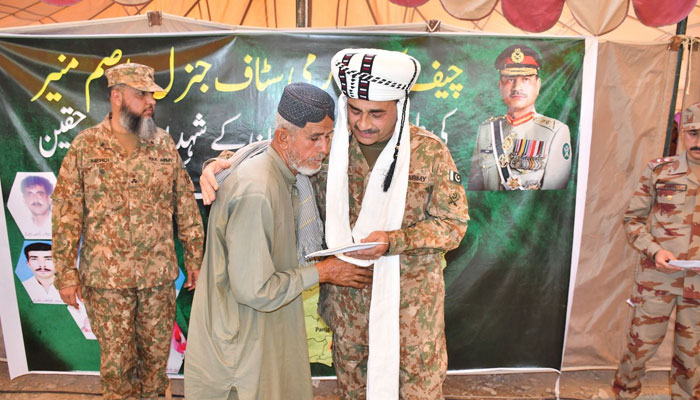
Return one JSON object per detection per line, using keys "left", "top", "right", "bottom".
{"left": 173, "top": 151, "right": 205, "bottom": 272}
{"left": 51, "top": 143, "right": 84, "bottom": 290}
{"left": 541, "top": 123, "right": 572, "bottom": 190}
{"left": 386, "top": 146, "right": 470, "bottom": 255}
{"left": 623, "top": 165, "right": 662, "bottom": 259}
{"left": 226, "top": 193, "right": 318, "bottom": 312}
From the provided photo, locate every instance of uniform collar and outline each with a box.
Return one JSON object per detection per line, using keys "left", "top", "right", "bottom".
{"left": 680, "top": 152, "right": 700, "bottom": 186}
{"left": 676, "top": 152, "right": 689, "bottom": 175}
{"left": 506, "top": 111, "right": 535, "bottom": 126}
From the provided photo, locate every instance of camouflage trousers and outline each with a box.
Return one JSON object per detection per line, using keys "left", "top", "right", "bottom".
{"left": 324, "top": 286, "right": 447, "bottom": 400}
{"left": 332, "top": 331, "right": 447, "bottom": 400}
{"left": 613, "top": 284, "right": 700, "bottom": 399}
{"left": 84, "top": 284, "right": 175, "bottom": 400}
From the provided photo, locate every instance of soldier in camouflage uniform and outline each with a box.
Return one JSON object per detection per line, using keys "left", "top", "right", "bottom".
{"left": 52, "top": 63, "right": 204, "bottom": 400}
{"left": 612, "top": 103, "right": 700, "bottom": 399}
{"left": 468, "top": 44, "right": 572, "bottom": 191}
{"left": 318, "top": 49, "right": 469, "bottom": 400}
{"left": 200, "top": 50, "right": 469, "bottom": 399}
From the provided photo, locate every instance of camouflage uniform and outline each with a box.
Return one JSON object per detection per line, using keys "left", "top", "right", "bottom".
{"left": 52, "top": 113, "right": 204, "bottom": 399}
{"left": 467, "top": 112, "right": 572, "bottom": 191}
{"left": 613, "top": 153, "right": 700, "bottom": 399}
{"left": 314, "top": 125, "right": 469, "bottom": 400}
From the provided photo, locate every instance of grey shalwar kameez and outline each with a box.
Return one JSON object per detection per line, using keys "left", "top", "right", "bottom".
{"left": 185, "top": 147, "right": 319, "bottom": 400}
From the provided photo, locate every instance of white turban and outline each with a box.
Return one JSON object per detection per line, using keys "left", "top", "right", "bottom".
{"left": 331, "top": 48, "right": 421, "bottom": 101}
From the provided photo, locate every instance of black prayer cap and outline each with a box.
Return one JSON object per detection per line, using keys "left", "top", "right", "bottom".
{"left": 277, "top": 82, "right": 335, "bottom": 128}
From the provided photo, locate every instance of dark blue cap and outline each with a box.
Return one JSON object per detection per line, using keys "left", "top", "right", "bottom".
{"left": 277, "top": 82, "right": 335, "bottom": 128}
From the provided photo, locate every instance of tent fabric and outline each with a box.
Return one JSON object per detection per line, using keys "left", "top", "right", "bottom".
{"left": 438, "top": 0, "right": 498, "bottom": 20}
{"left": 632, "top": 0, "right": 698, "bottom": 28}
{"left": 2, "top": 0, "right": 699, "bottom": 39}
{"left": 568, "top": 0, "right": 628, "bottom": 36}
{"left": 0, "top": 13, "right": 233, "bottom": 35}
{"left": 501, "top": 0, "right": 564, "bottom": 33}
{"left": 41, "top": 0, "right": 82, "bottom": 6}
{"left": 563, "top": 41, "right": 677, "bottom": 370}
{"left": 390, "top": 0, "right": 430, "bottom": 7}
{"left": 681, "top": 38, "right": 700, "bottom": 113}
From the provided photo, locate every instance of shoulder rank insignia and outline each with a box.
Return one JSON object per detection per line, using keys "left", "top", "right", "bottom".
{"left": 482, "top": 115, "right": 507, "bottom": 125}
{"left": 533, "top": 116, "right": 556, "bottom": 131}
{"left": 647, "top": 157, "right": 674, "bottom": 170}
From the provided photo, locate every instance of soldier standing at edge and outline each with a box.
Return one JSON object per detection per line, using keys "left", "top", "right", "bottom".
{"left": 613, "top": 103, "right": 700, "bottom": 399}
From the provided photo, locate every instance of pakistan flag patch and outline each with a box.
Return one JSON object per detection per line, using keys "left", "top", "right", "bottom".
{"left": 449, "top": 170, "right": 462, "bottom": 184}
{"left": 562, "top": 143, "right": 571, "bottom": 160}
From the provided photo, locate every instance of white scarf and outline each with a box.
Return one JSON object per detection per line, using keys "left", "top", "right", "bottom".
{"left": 325, "top": 94, "right": 411, "bottom": 399}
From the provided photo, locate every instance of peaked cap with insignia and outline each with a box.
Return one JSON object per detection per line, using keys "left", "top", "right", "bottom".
{"left": 494, "top": 44, "right": 542, "bottom": 77}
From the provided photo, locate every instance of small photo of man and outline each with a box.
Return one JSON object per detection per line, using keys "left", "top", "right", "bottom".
{"left": 16, "top": 241, "right": 63, "bottom": 304}
{"left": 8, "top": 172, "right": 56, "bottom": 239}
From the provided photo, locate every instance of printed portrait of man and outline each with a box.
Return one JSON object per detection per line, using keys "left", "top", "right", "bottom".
{"left": 22, "top": 175, "right": 53, "bottom": 227}
{"left": 18, "top": 242, "right": 63, "bottom": 304}
{"left": 468, "top": 44, "right": 572, "bottom": 191}
{"left": 8, "top": 172, "right": 56, "bottom": 239}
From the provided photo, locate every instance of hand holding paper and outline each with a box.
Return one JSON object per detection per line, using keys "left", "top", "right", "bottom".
{"left": 344, "top": 231, "right": 390, "bottom": 260}
{"left": 305, "top": 242, "right": 387, "bottom": 259}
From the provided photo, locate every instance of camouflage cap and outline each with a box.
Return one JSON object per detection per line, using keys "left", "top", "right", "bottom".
{"left": 105, "top": 63, "right": 164, "bottom": 93}
{"left": 682, "top": 102, "right": 700, "bottom": 130}
{"left": 494, "top": 44, "right": 542, "bottom": 77}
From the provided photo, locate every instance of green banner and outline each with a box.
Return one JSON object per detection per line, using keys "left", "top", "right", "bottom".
{"left": 0, "top": 31, "right": 587, "bottom": 375}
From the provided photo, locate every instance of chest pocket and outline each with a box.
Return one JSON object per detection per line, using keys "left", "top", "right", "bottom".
{"left": 655, "top": 182, "right": 687, "bottom": 222}
{"left": 141, "top": 158, "right": 175, "bottom": 206}
{"left": 83, "top": 158, "right": 124, "bottom": 212}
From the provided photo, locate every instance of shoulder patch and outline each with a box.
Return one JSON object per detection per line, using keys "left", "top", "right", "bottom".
{"left": 410, "top": 124, "right": 443, "bottom": 144}
{"left": 449, "top": 170, "right": 462, "bottom": 184}
{"left": 533, "top": 116, "right": 558, "bottom": 131}
{"left": 647, "top": 157, "right": 674, "bottom": 170}
{"left": 481, "top": 115, "right": 506, "bottom": 125}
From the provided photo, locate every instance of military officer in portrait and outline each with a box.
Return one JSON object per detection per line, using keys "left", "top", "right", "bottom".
{"left": 468, "top": 44, "right": 572, "bottom": 191}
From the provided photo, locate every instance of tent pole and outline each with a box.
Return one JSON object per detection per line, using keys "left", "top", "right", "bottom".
{"left": 664, "top": 17, "right": 688, "bottom": 156}
{"left": 297, "top": 0, "right": 307, "bottom": 27}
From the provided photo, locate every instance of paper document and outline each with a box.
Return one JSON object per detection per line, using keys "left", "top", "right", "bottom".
{"left": 305, "top": 242, "right": 387, "bottom": 259}
{"left": 669, "top": 260, "right": 700, "bottom": 269}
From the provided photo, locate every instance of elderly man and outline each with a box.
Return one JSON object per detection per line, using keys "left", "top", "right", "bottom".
{"left": 612, "top": 102, "right": 700, "bottom": 399}
{"left": 52, "top": 63, "right": 204, "bottom": 400}
{"left": 201, "top": 49, "right": 469, "bottom": 399}
{"left": 468, "top": 44, "right": 571, "bottom": 191}
{"left": 185, "top": 82, "right": 373, "bottom": 400}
